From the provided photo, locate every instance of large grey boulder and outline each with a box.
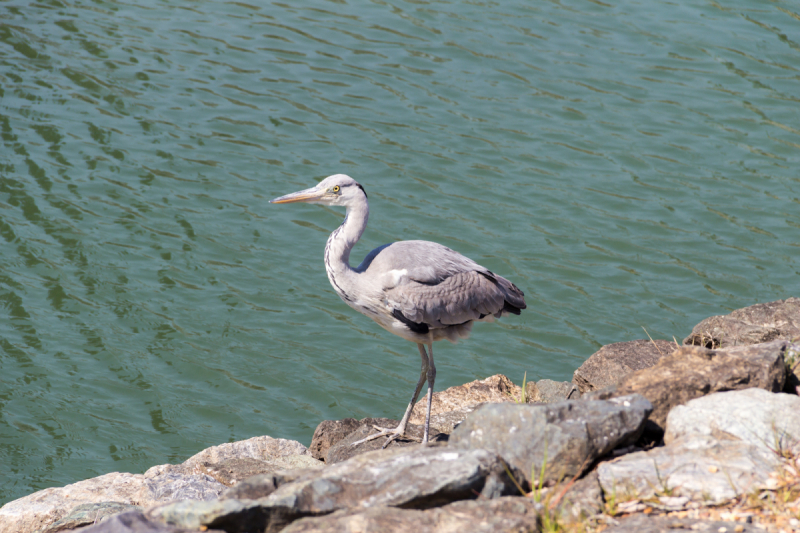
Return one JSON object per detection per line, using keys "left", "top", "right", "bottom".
{"left": 590, "top": 340, "right": 788, "bottom": 434}
{"left": 0, "top": 435, "right": 311, "bottom": 533}
{"left": 683, "top": 297, "right": 800, "bottom": 349}
{"left": 573, "top": 339, "right": 677, "bottom": 393}
{"left": 147, "top": 446, "right": 517, "bottom": 532}
{"left": 597, "top": 435, "right": 778, "bottom": 504}
{"left": 665, "top": 388, "right": 800, "bottom": 456}
{"left": 449, "top": 394, "right": 652, "bottom": 486}
{"left": 280, "top": 496, "right": 540, "bottom": 533}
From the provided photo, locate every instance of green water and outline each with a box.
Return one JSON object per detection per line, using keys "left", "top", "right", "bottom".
{"left": 1, "top": 0, "right": 798, "bottom": 505}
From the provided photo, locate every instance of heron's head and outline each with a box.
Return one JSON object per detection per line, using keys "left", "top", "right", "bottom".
{"left": 270, "top": 174, "right": 367, "bottom": 207}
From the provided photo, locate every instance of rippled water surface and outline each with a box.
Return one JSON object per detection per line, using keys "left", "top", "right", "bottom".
{"left": 1, "top": 0, "right": 799, "bottom": 504}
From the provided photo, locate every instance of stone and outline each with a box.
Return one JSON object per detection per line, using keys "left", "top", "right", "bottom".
{"left": 785, "top": 342, "right": 800, "bottom": 395}
{"left": 573, "top": 339, "right": 677, "bottom": 393}
{"left": 602, "top": 513, "right": 761, "bottom": 532}
{"left": 597, "top": 434, "right": 778, "bottom": 504}
{"left": 147, "top": 447, "right": 517, "bottom": 532}
{"left": 219, "top": 468, "right": 322, "bottom": 501}
{"left": 665, "top": 388, "right": 800, "bottom": 456}
{"left": 593, "top": 340, "right": 788, "bottom": 434}
{"left": 77, "top": 509, "right": 221, "bottom": 533}
{"left": 551, "top": 470, "right": 604, "bottom": 522}
{"left": 192, "top": 456, "right": 323, "bottom": 487}
{"left": 407, "top": 374, "right": 521, "bottom": 426}
{"left": 181, "top": 435, "right": 312, "bottom": 467}
{"left": 449, "top": 394, "right": 652, "bottom": 486}
{"left": 310, "top": 376, "right": 522, "bottom": 464}
{"left": 0, "top": 473, "right": 148, "bottom": 533}
{"left": 325, "top": 419, "right": 446, "bottom": 465}
{"left": 0, "top": 435, "right": 311, "bottom": 533}
{"left": 40, "top": 502, "right": 140, "bottom": 533}
{"left": 280, "top": 496, "right": 540, "bottom": 533}
{"left": 527, "top": 379, "right": 581, "bottom": 403}
{"left": 141, "top": 471, "right": 227, "bottom": 504}
{"left": 309, "top": 418, "right": 360, "bottom": 461}
{"left": 683, "top": 297, "right": 800, "bottom": 349}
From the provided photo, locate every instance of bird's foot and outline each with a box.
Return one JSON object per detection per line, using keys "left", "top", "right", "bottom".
{"left": 351, "top": 425, "right": 422, "bottom": 449}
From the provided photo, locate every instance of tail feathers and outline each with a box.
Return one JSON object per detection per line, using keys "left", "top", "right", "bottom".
{"left": 479, "top": 270, "right": 527, "bottom": 314}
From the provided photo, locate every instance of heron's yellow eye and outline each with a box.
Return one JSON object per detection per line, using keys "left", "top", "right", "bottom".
{"left": 332, "top": 185, "right": 340, "bottom": 193}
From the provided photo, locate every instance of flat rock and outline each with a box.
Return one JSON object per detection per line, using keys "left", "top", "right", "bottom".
{"left": 280, "top": 496, "right": 540, "bottom": 533}
{"left": 325, "top": 419, "right": 446, "bottom": 465}
{"left": 527, "top": 379, "right": 581, "bottom": 403}
{"left": 597, "top": 434, "right": 778, "bottom": 504}
{"left": 665, "top": 388, "right": 800, "bottom": 455}
{"left": 41, "top": 502, "right": 141, "bottom": 533}
{"left": 573, "top": 339, "right": 677, "bottom": 393}
{"left": 408, "top": 374, "right": 521, "bottom": 426}
{"left": 77, "top": 510, "right": 221, "bottom": 533}
{"left": 449, "top": 394, "right": 652, "bottom": 486}
{"left": 603, "top": 514, "right": 761, "bottom": 533}
{"left": 147, "top": 447, "right": 517, "bottom": 532}
{"left": 683, "top": 297, "right": 800, "bottom": 349}
{"left": 594, "top": 340, "right": 788, "bottom": 434}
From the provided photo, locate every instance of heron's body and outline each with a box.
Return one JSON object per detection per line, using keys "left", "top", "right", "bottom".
{"left": 272, "top": 174, "right": 525, "bottom": 445}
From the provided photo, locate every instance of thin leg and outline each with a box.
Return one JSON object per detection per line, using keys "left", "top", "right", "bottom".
{"left": 352, "top": 343, "right": 430, "bottom": 447}
{"left": 422, "top": 342, "right": 436, "bottom": 445}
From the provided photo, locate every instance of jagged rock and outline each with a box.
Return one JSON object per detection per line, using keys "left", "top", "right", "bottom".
{"left": 449, "top": 394, "right": 652, "bottom": 486}
{"left": 683, "top": 297, "right": 800, "bottom": 349}
{"left": 77, "top": 510, "right": 220, "bottom": 533}
{"left": 665, "top": 388, "right": 800, "bottom": 455}
{"left": 527, "top": 379, "right": 581, "bottom": 403}
{"left": 280, "top": 496, "right": 540, "bottom": 533}
{"left": 0, "top": 435, "right": 311, "bottom": 533}
{"left": 589, "top": 340, "right": 788, "bottom": 434}
{"left": 603, "top": 514, "right": 761, "bottom": 532}
{"left": 597, "top": 434, "right": 778, "bottom": 504}
{"left": 407, "top": 374, "right": 521, "bottom": 426}
{"left": 325, "top": 419, "right": 446, "bottom": 465}
{"left": 309, "top": 418, "right": 361, "bottom": 461}
{"left": 40, "top": 502, "right": 141, "bottom": 533}
{"left": 147, "top": 447, "right": 517, "bottom": 532}
{"left": 573, "top": 339, "right": 677, "bottom": 393}
{"left": 0, "top": 473, "right": 148, "bottom": 533}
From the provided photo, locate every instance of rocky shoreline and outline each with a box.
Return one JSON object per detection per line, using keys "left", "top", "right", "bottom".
{"left": 1, "top": 298, "right": 799, "bottom": 533}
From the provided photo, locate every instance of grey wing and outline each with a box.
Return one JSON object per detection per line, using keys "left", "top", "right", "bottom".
{"left": 364, "top": 241, "right": 526, "bottom": 329}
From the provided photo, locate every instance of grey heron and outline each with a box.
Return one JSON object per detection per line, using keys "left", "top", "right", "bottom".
{"left": 271, "top": 174, "right": 526, "bottom": 446}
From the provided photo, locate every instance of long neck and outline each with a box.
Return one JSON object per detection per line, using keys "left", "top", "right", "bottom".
{"left": 324, "top": 196, "right": 369, "bottom": 299}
